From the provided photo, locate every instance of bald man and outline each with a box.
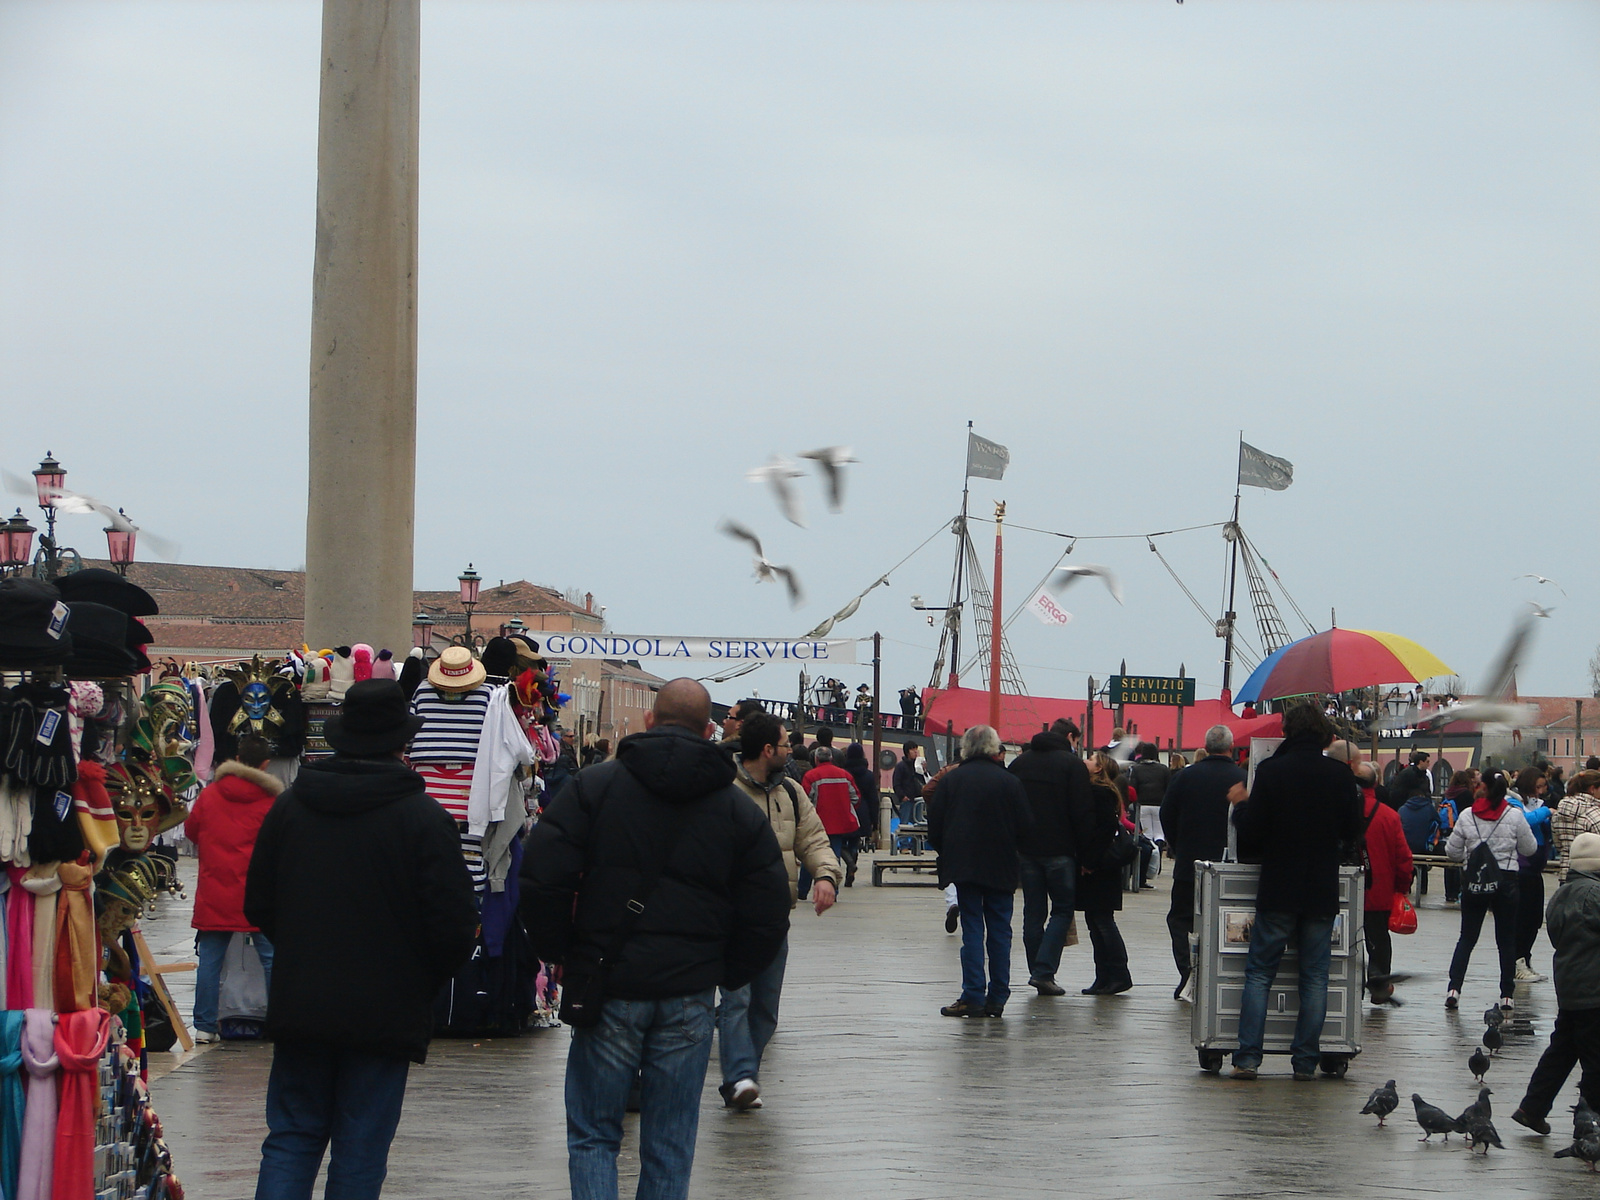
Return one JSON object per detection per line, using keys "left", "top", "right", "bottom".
{"left": 521, "top": 678, "right": 790, "bottom": 1200}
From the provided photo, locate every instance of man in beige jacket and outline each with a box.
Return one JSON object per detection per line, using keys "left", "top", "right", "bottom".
{"left": 715, "top": 710, "right": 841, "bottom": 1110}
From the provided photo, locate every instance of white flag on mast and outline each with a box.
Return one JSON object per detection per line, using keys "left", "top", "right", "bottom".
{"left": 966, "top": 432, "right": 1010, "bottom": 480}
{"left": 1025, "top": 589, "right": 1073, "bottom": 627}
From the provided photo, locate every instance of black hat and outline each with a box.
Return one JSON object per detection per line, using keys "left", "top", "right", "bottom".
{"left": 322, "top": 679, "right": 425, "bottom": 756}
{"left": 63, "top": 601, "right": 139, "bottom": 678}
{"left": 0, "top": 577, "right": 72, "bottom": 664}
{"left": 53, "top": 568, "right": 158, "bottom": 617}
{"left": 481, "top": 636, "right": 518, "bottom": 679}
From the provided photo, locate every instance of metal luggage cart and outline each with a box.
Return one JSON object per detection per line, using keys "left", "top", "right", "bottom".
{"left": 1190, "top": 862, "right": 1365, "bottom": 1076}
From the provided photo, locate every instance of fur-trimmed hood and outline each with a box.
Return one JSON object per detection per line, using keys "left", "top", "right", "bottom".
{"left": 213, "top": 760, "right": 284, "bottom": 797}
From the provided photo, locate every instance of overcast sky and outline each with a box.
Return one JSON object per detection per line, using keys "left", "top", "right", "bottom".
{"left": 2, "top": 1, "right": 1596, "bottom": 706}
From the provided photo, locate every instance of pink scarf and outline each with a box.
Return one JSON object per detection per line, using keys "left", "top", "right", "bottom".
{"left": 5, "top": 866, "right": 34, "bottom": 1010}
{"left": 17, "top": 1010, "right": 58, "bottom": 1200}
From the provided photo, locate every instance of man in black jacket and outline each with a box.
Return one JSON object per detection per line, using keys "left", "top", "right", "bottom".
{"left": 245, "top": 678, "right": 479, "bottom": 1199}
{"left": 1007, "top": 719, "right": 1092, "bottom": 996}
{"left": 1159, "top": 725, "right": 1247, "bottom": 1000}
{"left": 520, "top": 678, "right": 790, "bottom": 1200}
{"left": 1227, "top": 703, "right": 1363, "bottom": 1080}
{"left": 928, "top": 724, "right": 1032, "bottom": 1017}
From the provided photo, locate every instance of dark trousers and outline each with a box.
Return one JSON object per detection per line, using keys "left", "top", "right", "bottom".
{"left": 1518, "top": 1007, "right": 1600, "bottom": 1121}
{"left": 1017, "top": 854, "right": 1076, "bottom": 982}
{"left": 1448, "top": 880, "right": 1521, "bottom": 997}
{"left": 1516, "top": 867, "right": 1545, "bottom": 963}
{"left": 1167, "top": 878, "right": 1195, "bottom": 979}
{"left": 1083, "top": 910, "right": 1130, "bottom": 988}
{"left": 255, "top": 1044, "right": 410, "bottom": 1200}
{"left": 1443, "top": 866, "right": 1461, "bottom": 903}
{"left": 1363, "top": 909, "right": 1393, "bottom": 987}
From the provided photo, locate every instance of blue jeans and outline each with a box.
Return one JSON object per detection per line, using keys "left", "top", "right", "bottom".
{"left": 1233, "top": 909, "right": 1335, "bottom": 1075}
{"left": 567, "top": 991, "right": 716, "bottom": 1200}
{"left": 194, "top": 930, "right": 275, "bottom": 1034}
{"left": 955, "top": 883, "right": 1014, "bottom": 1009}
{"left": 1016, "top": 855, "right": 1075, "bottom": 982}
{"left": 716, "top": 936, "right": 788, "bottom": 1088}
{"left": 254, "top": 1043, "right": 409, "bottom": 1200}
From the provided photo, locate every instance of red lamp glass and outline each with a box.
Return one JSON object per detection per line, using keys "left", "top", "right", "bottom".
{"left": 105, "top": 509, "right": 136, "bottom": 568}
{"left": 412, "top": 612, "right": 436, "bottom": 650}
{"left": 458, "top": 565, "right": 482, "bottom": 607}
{"left": 32, "top": 453, "right": 65, "bottom": 507}
{"left": 4, "top": 510, "right": 35, "bottom": 568}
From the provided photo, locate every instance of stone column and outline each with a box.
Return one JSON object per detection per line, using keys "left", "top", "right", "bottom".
{"left": 303, "top": 0, "right": 419, "bottom": 656}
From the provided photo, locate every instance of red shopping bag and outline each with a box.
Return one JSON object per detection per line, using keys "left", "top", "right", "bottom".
{"left": 1390, "top": 893, "right": 1418, "bottom": 935}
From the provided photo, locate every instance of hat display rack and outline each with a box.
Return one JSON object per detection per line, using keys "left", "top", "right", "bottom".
{"left": 0, "top": 568, "right": 188, "bottom": 1199}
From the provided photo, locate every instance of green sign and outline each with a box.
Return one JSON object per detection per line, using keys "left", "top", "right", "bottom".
{"left": 1108, "top": 675, "right": 1195, "bottom": 707}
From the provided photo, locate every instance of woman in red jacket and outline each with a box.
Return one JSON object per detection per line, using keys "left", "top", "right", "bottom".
{"left": 187, "top": 735, "right": 281, "bottom": 1042}
{"left": 1357, "top": 761, "right": 1414, "bottom": 1005}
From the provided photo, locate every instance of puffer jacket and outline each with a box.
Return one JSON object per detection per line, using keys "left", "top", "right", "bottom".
{"left": 520, "top": 725, "right": 792, "bottom": 997}
{"left": 1546, "top": 869, "right": 1600, "bottom": 1010}
{"left": 1362, "top": 787, "right": 1414, "bottom": 913}
{"left": 733, "top": 763, "right": 843, "bottom": 907}
{"left": 1446, "top": 803, "right": 1536, "bottom": 872}
{"left": 188, "top": 761, "right": 283, "bottom": 931}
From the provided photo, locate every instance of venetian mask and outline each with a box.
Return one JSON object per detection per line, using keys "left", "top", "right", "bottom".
{"left": 241, "top": 681, "right": 273, "bottom": 720}
{"left": 223, "top": 655, "right": 289, "bottom": 739}
{"left": 106, "top": 763, "right": 168, "bottom": 853}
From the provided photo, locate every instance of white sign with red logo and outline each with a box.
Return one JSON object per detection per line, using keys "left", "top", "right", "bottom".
{"left": 1025, "top": 590, "right": 1073, "bottom": 627}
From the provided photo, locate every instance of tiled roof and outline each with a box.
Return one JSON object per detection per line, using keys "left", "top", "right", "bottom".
{"left": 602, "top": 659, "right": 669, "bottom": 686}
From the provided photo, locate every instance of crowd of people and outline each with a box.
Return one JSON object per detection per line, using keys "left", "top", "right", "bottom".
{"left": 178, "top": 671, "right": 1600, "bottom": 1199}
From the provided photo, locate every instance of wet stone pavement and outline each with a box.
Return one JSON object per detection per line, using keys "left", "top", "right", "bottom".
{"left": 142, "top": 861, "right": 1600, "bottom": 1199}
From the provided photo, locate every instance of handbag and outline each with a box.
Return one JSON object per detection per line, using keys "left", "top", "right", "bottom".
{"left": 1389, "top": 893, "right": 1418, "bottom": 936}
{"left": 1104, "top": 826, "right": 1140, "bottom": 869}
{"left": 558, "top": 776, "right": 691, "bottom": 1029}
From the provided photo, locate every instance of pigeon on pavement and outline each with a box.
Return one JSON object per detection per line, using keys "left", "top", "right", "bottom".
{"left": 1555, "top": 1131, "right": 1600, "bottom": 1171}
{"left": 1484, "top": 1025, "right": 1504, "bottom": 1054}
{"left": 1484, "top": 1004, "right": 1504, "bottom": 1028}
{"left": 1360, "top": 1080, "right": 1399, "bottom": 1126}
{"left": 1413, "top": 1094, "right": 1461, "bottom": 1142}
{"left": 798, "top": 446, "right": 856, "bottom": 513}
{"left": 1467, "top": 1115, "right": 1503, "bottom": 1154}
{"left": 1469, "top": 1048, "right": 1491, "bottom": 1082}
{"left": 1455, "top": 1086, "right": 1492, "bottom": 1138}
{"left": 1572, "top": 1096, "right": 1599, "bottom": 1138}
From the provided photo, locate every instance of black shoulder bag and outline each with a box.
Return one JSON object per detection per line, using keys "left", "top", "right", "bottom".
{"left": 559, "top": 779, "right": 693, "bottom": 1029}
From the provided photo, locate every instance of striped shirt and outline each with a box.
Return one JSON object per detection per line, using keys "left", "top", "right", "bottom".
{"left": 408, "top": 684, "right": 493, "bottom": 762}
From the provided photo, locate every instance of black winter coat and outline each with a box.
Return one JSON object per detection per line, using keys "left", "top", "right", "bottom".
{"left": 1075, "top": 782, "right": 1126, "bottom": 913}
{"left": 1129, "top": 759, "right": 1172, "bottom": 815}
{"left": 244, "top": 756, "right": 478, "bottom": 1063}
{"left": 1006, "top": 731, "right": 1093, "bottom": 860}
{"left": 1159, "top": 755, "right": 1246, "bottom": 882}
{"left": 1231, "top": 733, "right": 1363, "bottom": 916}
{"left": 519, "top": 724, "right": 791, "bottom": 999}
{"left": 927, "top": 756, "right": 1032, "bottom": 891}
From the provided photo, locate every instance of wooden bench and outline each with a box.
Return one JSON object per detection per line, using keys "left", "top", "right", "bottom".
{"left": 871, "top": 855, "right": 941, "bottom": 887}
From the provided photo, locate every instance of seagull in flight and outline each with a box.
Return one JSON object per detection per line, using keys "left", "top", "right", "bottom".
{"left": 798, "top": 446, "right": 857, "bottom": 513}
{"left": 1046, "top": 564, "right": 1124, "bottom": 605}
{"left": 746, "top": 456, "right": 807, "bottom": 527}
{"left": 3, "top": 469, "right": 181, "bottom": 558}
{"left": 1514, "top": 573, "right": 1567, "bottom": 596}
{"left": 718, "top": 520, "right": 804, "bottom": 607}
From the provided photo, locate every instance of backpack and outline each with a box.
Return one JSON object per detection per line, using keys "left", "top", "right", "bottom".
{"left": 1462, "top": 811, "right": 1507, "bottom": 899}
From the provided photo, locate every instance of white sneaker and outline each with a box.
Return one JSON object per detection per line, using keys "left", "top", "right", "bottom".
{"left": 1515, "top": 963, "right": 1547, "bottom": 983}
{"left": 729, "top": 1078, "right": 761, "bottom": 1110}
{"left": 192, "top": 1031, "right": 220, "bottom": 1045}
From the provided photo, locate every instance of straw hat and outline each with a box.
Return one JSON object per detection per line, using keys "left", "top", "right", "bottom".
{"left": 428, "top": 645, "right": 486, "bottom": 693}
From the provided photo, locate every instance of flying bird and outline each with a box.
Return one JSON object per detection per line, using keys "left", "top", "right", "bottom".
{"left": 1514, "top": 573, "right": 1567, "bottom": 596}
{"left": 746, "top": 456, "right": 807, "bottom": 527}
{"left": 1409, "top": 610, "right": 1541, "bottom": 732}
{"left": 1413, "top": 1094, "right": 1460, "bottom": 1141}
{"left": 1469, "top": 1047, "right": 1491, "bottom": 1082}
{"left": 1528, "top": 601, "right": 1556, "bottom": 619}
{"left": 1360, "top": 1080, "right": 1399, "bottom": 1126}
{"left": 3, "top": 469, "right": 181, "bottom": 559}
{"left": 798, "top": 446, "right": 856, "bottom": 512}
{"left": 1045, "top": 564, "right": 1124, "bottom": 606}
{"left": 718, "top": 521, "right": 803, "bottom": 607}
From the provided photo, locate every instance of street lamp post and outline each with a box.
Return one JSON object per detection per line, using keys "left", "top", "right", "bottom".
{"left": 1, "top": 511, "right": 36, "bottom": 577}
{"left": 105, "top": 508, "right": 137, "bottom": 577}
{"left": 456, "top": 564, "right": 482, "bottom": 648}
{"left": 411, "top": 612, "right": 436, "bottom": 656}
{"left": 25, "top": 453, "right": 82, "bottom": 580}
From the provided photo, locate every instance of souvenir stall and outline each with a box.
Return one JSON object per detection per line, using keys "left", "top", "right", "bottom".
{"left": 0, "top": 569, "right": 186, "bottom": 1200}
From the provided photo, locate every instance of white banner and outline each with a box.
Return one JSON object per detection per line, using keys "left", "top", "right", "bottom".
{"left": 1025, "top": 590, "right": 1073, "bottom": 627}
{"left": 533, "top": 634, "right": 858, "bottom": 664}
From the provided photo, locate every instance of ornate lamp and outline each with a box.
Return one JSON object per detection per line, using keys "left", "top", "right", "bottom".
{"left": 32, "top": 452, "right": 64, "bottom": 508}
{"left": 3, "top": 510, "right": 35, "bottom": 574}
{"left": 105, "top": 508, "right": 136, "bottom": 576}
{"left": 458, "top": 564, "right": 482, "bottom": 645}
{"left": 412, "top": 612, "right": 436, "bottom": 651}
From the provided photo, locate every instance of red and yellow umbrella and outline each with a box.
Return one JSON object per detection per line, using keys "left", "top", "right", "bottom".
{"left": 1236, "top": 629, "right": 1454, "bottom": 704}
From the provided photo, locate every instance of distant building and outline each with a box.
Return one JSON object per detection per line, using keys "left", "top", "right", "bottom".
{"left": 96, "top": 559, "right": 660, "bottom": 739}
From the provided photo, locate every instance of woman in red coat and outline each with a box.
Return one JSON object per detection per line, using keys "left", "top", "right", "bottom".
{"left": 187, "top": 735, "right": 281, "bottom": 1042}
{"left": 1358, "top": 761, "right": 1414, "bottom": 1004}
